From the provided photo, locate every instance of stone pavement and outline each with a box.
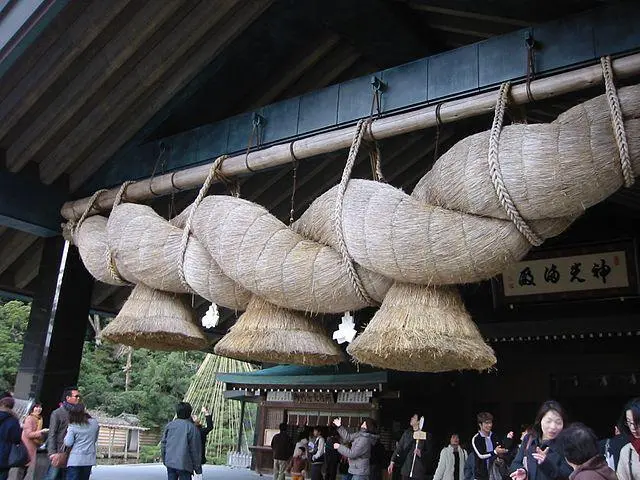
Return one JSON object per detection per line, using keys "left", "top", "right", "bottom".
{"left": 89, "top": 464, "right": 264, "bottom": 480}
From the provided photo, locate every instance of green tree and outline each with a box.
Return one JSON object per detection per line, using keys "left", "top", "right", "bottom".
{"left": 0, "top": 300, "right": 30, "bottom": 391}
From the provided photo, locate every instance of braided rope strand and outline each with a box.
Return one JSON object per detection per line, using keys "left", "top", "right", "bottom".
{"left": 601, "top": 56, "right": 635, "bottom": 188}
{"left": 178, "top": 155, "right": 229, "bottom": 293}
{"left": 334, "top": 119, "right": 375, "bottom": 305}
{"left": 487, "top": 82, "right": 544, "bottom": 247}
{"left": 108, "top": 181, "right": 136, "bottom": 285}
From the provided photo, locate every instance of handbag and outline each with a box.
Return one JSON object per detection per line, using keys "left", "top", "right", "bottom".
{"left": 7, "top": 441, "right": 29, "bottom": 468}
{"left": 50, "top": 450, "right": 69, "bottom": 468}
{"left": 0, "top": 415, "right": 29, "bottom": 468}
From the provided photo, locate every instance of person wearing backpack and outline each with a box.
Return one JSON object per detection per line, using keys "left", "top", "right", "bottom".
{"left": 0, "top": 392, "right": 24, "bottom": 480}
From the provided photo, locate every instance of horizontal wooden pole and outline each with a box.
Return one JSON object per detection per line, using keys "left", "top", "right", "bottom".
{"left": 62, "top": 52, "right": 640, "bottom": 221}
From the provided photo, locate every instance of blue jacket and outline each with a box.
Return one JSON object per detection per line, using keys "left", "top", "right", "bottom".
{"left": 0, "top": 410, "right": 22, "bottom": 469}
{"left": 161, "top": 419, "right": 202, "bottom": 474}
{"left": 64, "top": 418, "right": 100, "bottom": 467}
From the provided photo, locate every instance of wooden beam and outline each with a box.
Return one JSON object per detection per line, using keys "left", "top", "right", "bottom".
{"left": 38, "top": 0, "right": 245, "bottom": 184}
{"left": 0, "top": 0, "right": 134, "bottom": 146}
{"left": 0, "top": 230, "right": 38, "bottom": 276}
{"left": 67, "top": 0, "right": 273, "bottom": 191}
{"left": 0, "top": 166, "right": 67, "bottom": 236}
{"left": 426, "top": 23, "right": 494, "bottom": 39}
{"left": 409, "top": 4, "right": 530, "bottom": 27}
{"left": 0, "top": 1, "right": 87, "bottom": 101}
{"left": 5, "top": 0, "right": 188, "bottom": 173}
{"left": 61, "top": 52, "right": 640, "bottom": 220}
{"left": 13, "top": 238, "right": 44, "bottom": 289}
{"left": 248, "top": 33, "right": 341, "bottom": 108}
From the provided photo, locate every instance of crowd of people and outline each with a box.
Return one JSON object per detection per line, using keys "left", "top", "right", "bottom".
{"left": 2, "top": 389, "right": 639, "bottom": 480}
{"left": 0, "top": 391, "right": 213, "bottom": 480}
{"left": 268, "top": 398, "right": 640, "bottom": 480}
{"left": 0, "top": 387, "right": 99, "bottom": 480}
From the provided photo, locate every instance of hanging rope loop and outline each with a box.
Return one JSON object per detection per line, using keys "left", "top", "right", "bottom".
{"left": 601, "top": 55, "right": 635, "bottom": 187}
{"left": 334, "top": 119, "right": 376, "bottom": 305}
{"left": 177, "top": 155, "right": 230, "bottom": 293}
{"left": 487, "top": 82, "right": 544, "bottom": 247}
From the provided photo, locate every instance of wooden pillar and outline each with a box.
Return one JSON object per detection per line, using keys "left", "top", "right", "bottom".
{"left": 13, "top": 237, "right": 93, "bottom": 422}
{"left": 108, "top": 428, "right": 114, "bottom": 459}
{"left": 236, "top": 400, "right": 246, "bottom": 452}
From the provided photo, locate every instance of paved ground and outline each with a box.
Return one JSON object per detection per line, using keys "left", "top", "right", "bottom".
{"left": 89, "top": 464, "right": 264, "bottom": 479}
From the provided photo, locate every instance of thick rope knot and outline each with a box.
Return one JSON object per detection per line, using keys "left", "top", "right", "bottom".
{"left": 487, "top": 82, "right": 544, "bottom": 247}
{"left": 601, "top": 56, "right": 635, "bottom": 187}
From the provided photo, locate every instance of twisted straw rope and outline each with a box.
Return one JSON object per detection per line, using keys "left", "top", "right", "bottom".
{"left": 334, "top": 119, "right": 376, "bottom": 305}
{"left": 178, "top": 155, "right": 229, "bottom": 293}
{"left": 108, "top": 181, "right": 135, "bottom": 285}
{"left": 601, "top": 56, "right": 635, "bottom": 188}
{"left": 487, "top": 82, "right": 544, "bottom": 247}
{"left": 73, "top": 188, "right": 109, "bottom": 235}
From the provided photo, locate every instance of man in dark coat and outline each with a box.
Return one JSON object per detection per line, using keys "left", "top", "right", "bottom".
{"left": 44, "top": 386, "right": 82, "bottom": 480}
{"left": 388, "top": 413, "right": 432, "bottom": 479}
{"left": 0, "top": 392, "right": 22, "bottom": 480}
{"left": 161, "top": 402, "right": 202, "bottom": 480}
{"left": 270, "top": 422, "right": 292, "bottom": 480}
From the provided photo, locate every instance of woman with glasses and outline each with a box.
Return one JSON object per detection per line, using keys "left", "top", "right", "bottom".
{"left": 617, "top": 397, "right": 640, "bottom": 480}
{"left": 509, "top": 401, "right": 572, "bottom": 480}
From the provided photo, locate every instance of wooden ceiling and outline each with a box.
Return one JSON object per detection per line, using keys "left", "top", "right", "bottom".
{"left": 0, "top": 0, "right": 633, "bottom": 316}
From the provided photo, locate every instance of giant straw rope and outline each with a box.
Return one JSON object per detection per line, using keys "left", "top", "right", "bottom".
{"left": 67, "top": 67, "right": 640, "bottom": 368}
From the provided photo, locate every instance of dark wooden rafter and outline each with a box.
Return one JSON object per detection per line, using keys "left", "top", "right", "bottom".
{"left": 5, "top": 0, "right": 191, "bottom": 174}
{"left": 406, "top": 4, "right": 531, "bottom": 28}
{"left": 247, "top": 33, "right": 342, "bottom": 109}
{"left": 0, "top": 0, "right": 135, "bottom": 147}
{"left": 41, "top": 0, "right": 270, "bottom": 184}
{"left": 0, "top": 230, "right": 38, "bottom": 277}
{"left": 67, "top": 0, "right": 273, "bottom": 191}
{"left": 310, "top": 0, "right": 431, "bottom": 69}
{"left": 285, "top": 43, "right": 363, "bottom": 99}
{"left": 12, "top": 238, "right": 44, "bottom": 289}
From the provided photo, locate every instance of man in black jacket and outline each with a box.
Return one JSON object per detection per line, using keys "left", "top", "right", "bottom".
{"left": 471, "top": 412, "right": 511, "bottom": 480}
{"left": 271, "top": 422, "right": 292, "bottom": 480}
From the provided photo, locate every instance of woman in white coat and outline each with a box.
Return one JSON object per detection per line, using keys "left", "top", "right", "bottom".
{"left": 433, "top": 434, "right": 468, "bottom": 480}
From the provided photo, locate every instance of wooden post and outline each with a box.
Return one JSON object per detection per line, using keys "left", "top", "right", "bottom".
{"left": 108, "top": 428, "right": 114, "bottom": 459}
{"left": 61, "top": 52, "right": 640, "bottom": 221}
{"left": 236, "top": 400, "right": 246, "bottom": 452}
{"left": 136, "top": 430, "right": 141, "bottom": 460}
{"left": 124, "top": 429, "right": 128, "bottom": 461}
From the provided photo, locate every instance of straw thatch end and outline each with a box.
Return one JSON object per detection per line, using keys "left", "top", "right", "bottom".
{"left": 347, "top": 282, "right": 496, "bottom": 372}
{"left": 214, "top": 296, "right": 343, "bottom": 366}
{"left": 101, "top": 283, "right": 208, "bottom": 351}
